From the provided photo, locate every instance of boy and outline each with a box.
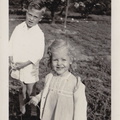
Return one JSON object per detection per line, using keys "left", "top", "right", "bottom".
{"left": 9, "top": 1, "right": 46, "bottom": 117}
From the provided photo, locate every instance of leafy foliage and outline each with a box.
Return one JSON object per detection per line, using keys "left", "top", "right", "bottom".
{"left": 73, "top": 0, "right": 111, "bottom": 16}
{"left": 9, "top": 0, "right": 111, "bottom": 22}
{"left": 9, "top": 13, "right": 111, "bottom": 120}
{"left": 42, "top": 0, "right": 66, "bottom": 22}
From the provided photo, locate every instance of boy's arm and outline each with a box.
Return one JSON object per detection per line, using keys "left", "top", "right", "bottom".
{"left": 14, "top": 61, "right": 33, "bottom": 70}
{"left": 73, "top": 77, "right": 87, "bottom": 120}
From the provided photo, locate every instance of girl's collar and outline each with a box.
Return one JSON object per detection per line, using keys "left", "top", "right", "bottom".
{"left": 51, "top": 71, "right": 71, "bottom": 79}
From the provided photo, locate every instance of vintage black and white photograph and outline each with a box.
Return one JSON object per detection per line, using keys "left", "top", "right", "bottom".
{"left": 8, "top": 0, "right": 111, "bottom": 120}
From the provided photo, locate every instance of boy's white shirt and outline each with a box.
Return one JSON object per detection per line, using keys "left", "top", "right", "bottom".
{"left": 32, "top": 73, "right": 87, "bottom": 120}
{"left": 9, "top": 22, "right": 44, "bottom": 63}
{"left": 9, "top": 22, "right": 45, "bottom": 83}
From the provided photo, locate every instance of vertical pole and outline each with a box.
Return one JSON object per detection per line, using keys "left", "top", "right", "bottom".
{"left": 64, "top": 0, "right": 69, "bottom": 30}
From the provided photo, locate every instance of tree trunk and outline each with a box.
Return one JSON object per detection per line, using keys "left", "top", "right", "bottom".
{"left": 51, "top": 10, "right": 55, "bottom": 24}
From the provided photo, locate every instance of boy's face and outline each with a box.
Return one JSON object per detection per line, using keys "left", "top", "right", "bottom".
{"left": 26, "top": 8, "right": 43, "bottom": 28}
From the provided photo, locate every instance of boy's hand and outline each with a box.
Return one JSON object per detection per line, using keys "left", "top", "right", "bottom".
{"left": 15, "top": 62, "right": 26, "bottom": 70}
{"left": 10, "top": 62, "right": 25, "bottom": 70}
{"left": 11, "top": 63, "right": 17, "bottom": 70}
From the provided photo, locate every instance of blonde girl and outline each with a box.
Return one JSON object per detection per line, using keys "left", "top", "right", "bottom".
{"left": 30, "top": 39, "right": 87, "bottom": 120}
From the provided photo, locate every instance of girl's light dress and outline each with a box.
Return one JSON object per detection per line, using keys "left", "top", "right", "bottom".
{"left": 41, "top": 72, "right": 87, "bottom": 120}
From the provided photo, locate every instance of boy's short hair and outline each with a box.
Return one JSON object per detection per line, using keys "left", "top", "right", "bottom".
{"left": 28, "top": 1, "right": 45, "bottom": 11}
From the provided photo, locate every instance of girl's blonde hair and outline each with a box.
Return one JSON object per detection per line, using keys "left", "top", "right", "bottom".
{"left": 47, "top": 39, "right": 77, "bottom": 71}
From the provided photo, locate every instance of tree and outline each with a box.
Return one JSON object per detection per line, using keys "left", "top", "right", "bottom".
{"left": 73, "top": 0, "right": 111, "bottom": 16}
{"left": 43, "top": 0, "right": 66, "bottom": 23}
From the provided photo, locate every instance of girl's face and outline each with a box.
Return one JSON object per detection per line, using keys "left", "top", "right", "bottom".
{"left": 52, "top": 47, "right": 72, "bottom": 76}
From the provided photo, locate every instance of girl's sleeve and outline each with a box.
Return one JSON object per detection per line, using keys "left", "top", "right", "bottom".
{"left": 32, "top": 91, "right": 42, "bottom": 104}
{"left": 73, "top": 77, "right": 87, "bottom": 120}
{"left": 31, "top": 74, "right": 50, "bottom": 104}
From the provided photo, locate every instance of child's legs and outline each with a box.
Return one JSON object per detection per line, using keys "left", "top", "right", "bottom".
{"left": 26, "top": 83, "right": 36, "bottom": 97}
{"left": 26, "top": 83, "right": 38, "bottom": 116}
{"left": 19, "top": 82, "right": 27, "bottom": 114}
{"left": 22, "top": 82, "right": 27, "bottom": 99}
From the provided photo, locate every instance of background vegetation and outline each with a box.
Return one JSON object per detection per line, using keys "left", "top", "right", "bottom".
{"left": 9, "top": 0, "right": 111, "bottom": 120}
{"left": 9, "top": 0, "right": 111, "bottom": 22}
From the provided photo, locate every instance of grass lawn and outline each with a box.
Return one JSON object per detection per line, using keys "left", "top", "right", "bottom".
{"left": 9, "top": 13, "right": 111, "bottom": 120}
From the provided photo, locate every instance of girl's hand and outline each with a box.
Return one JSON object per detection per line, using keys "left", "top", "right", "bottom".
{"left": 29, "top": 96, "right": 39, "bottom": 106}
